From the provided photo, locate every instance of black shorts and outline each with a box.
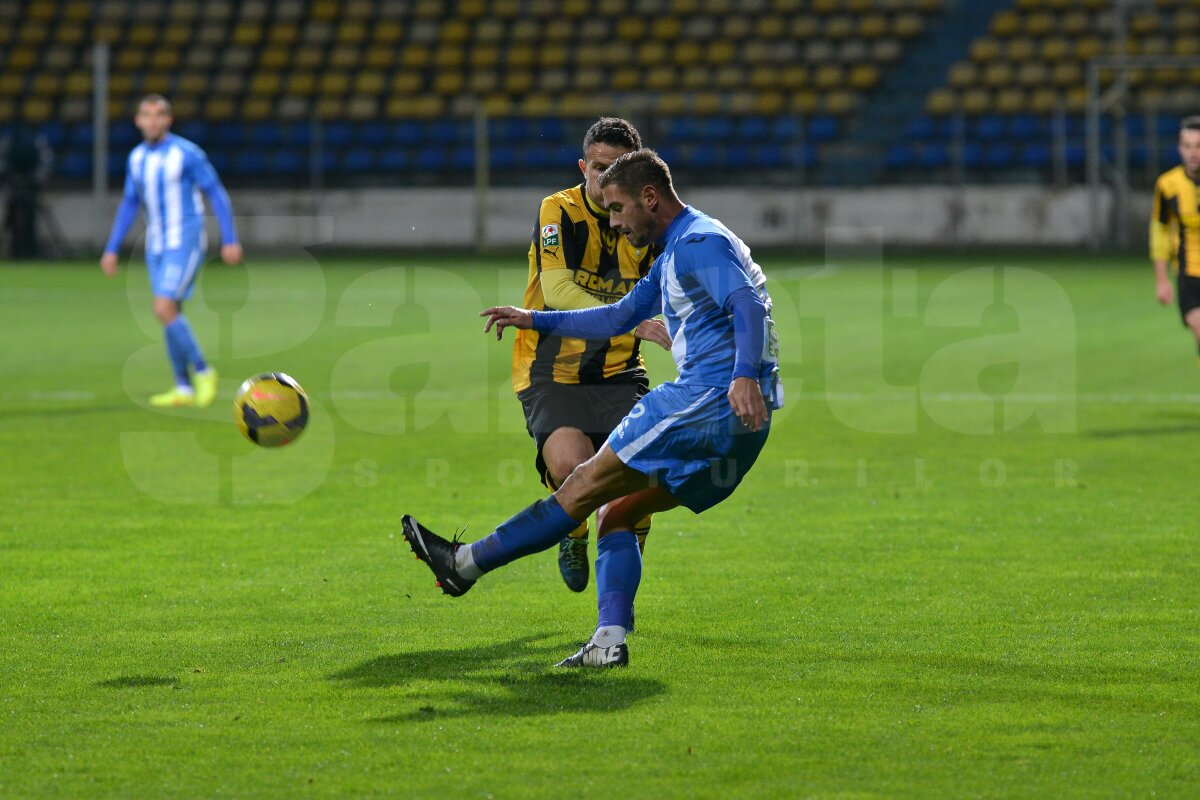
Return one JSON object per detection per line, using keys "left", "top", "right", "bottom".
{"left": 518, "top": 378, "right": 649, "bottom": 487}
{"left": 1179, "top": 272, "right": 1200, "bottom": 325}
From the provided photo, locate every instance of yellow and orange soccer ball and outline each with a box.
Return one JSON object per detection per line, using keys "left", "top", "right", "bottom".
{"left": 233, "top": 372, "right": 309, "bottom": 447}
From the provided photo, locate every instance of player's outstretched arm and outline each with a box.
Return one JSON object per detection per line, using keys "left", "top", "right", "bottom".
{"left": 481, "top": 306, "right": 534, "bottom": 339}
{"left": 101, "top": 169, "right": 139, "bottom": 275}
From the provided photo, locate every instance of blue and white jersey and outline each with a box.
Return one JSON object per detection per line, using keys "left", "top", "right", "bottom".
{"left": 530, "top": 205, "right": 779, "bottom": 393}
{"left": 654, "top": 206, "right": 775, "bottom": 387}
{"left": 105, "top": 133, "right": 237, "bottom": 256}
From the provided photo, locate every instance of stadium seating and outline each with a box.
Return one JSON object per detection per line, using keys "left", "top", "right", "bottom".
{"left": 892, "top": 0, "right": 1200, "bottom": 179}
{"left": 0, "top": 0, "right": 947, "bottom": 185}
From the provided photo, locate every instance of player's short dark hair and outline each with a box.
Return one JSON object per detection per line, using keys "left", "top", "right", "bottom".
{"left": 139, "top": 94, "right": 172, "bottom": 114}
{"left": 582, "top": 117, "right": 641, "bottom": 154}
{"left": 598, "top": 149, "right": 675, "bottom": 199}
{"left": 1182, "top": 116, "right": 1200, "bottom": 133}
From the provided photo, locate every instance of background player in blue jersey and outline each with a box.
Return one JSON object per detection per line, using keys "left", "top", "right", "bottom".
{"left": 402, "top": 149, "right": 781, "bottom": 669}
{"left": 100, "top": 94, "right": 242, "bottom": 407}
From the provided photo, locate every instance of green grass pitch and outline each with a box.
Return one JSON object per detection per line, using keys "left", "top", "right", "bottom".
{"left": 2, "top": 250, "right": 1198, "bottom": 798}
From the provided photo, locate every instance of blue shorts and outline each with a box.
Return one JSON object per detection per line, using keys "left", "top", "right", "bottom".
{"left": 146, "top": 246, "right": 205, "bottom": 301}
{"left": 606, "top": 381, "right": 770, "bottom": 513}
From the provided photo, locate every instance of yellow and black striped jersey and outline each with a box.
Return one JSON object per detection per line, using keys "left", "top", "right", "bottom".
{"left": 1152, "top": 166, "right": 1200, "bottom": 277}
{"left": 512, "top": 184, "right": 656, "bottom": 393}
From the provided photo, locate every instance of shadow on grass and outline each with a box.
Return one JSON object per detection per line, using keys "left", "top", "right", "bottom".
{"left": 330, "top": 632, "right": 667, "bottom": 722}
{"left": 96, "top": 675, "right": 178, "bottom": 688}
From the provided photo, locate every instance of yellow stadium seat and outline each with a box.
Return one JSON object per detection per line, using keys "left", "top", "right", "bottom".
{"left": 646, "top": 66, "right": 677, "bottom": 91}
{"left": 150, "top": 50, "right": 181, "bottom": 70}
{"left": 1050, "top": 62, "right": 1082, "bottom": 87}
{"left": 564, "top": 0, "right": 592, "bottom": 16}
{"left": 232, "top": 23, "right": 262, "bottom": 46}
{"left": 1016, "top": 62, "right": 1049, "bottom": 87}
{"left": 22, "top": 98, "right": 53, "bottom": 123}
{"left": 520, "top": 94, "right": 556, "bottom": 116}
{"left": 346, "top": 96, "right": 378, "bottom": 120}
{"left": 893, "top": 13, "right": 924, "bottom": 38}
{"left": 638, "top": 41, "right": 669, "bottom": 65}
{"left": 673, "top": 0, "right": 700, "bottom": 13}
{"left": 859, "top": 14, "right": 889, "bottom": 39}
{"left": 714, "top": 65, "right": 745, "bottom": 90}
{"left": 470, "top": 46, "right": 501, "bottom": 69}
{"left": 962, "top": 88, "right": 991, "bottom": 114}
{"left": 249, "top": 73, "right": 281, "bottom": 95}
{"left": 475, "top": 19, "right": 505, "bottom": 43}
{"left": 315, "top": 97, "right": 343, "bottom": 119}
{"left": 719, "top": 16, "right": 750, "bottom": 40}
{"left": 824, "top": 16, "right": 855, "bottom": 40}
{"left": 813, "top": 0, "right": 839, "bottom": 13}
{"left": 1177, "top": 35, "right": 1200, "bottom": 56}
{"left": 60, "top": 97, "right": 90, "bottom": 121}
{"left": 1025, "top": 11, "right": 1055, "bottom": 36}
{"left": 364, "top": 46, "right": 394, "bottom": 69}
{"left": 336, "top": 21, "right": 368, "bottom": 45}
{"left": 537, "top": 68, "right": 569, "bottom": 92}
{"left": 925, "top": 88, "right": 958, "bottom": 116}
{"left": 401, "top": 45, "right": 431, "bottom": 69}
{"left": 780, "top": 64, "right": 808, "bottom": 89}
{"left": 617, "top": 18, "right": 645, "bottom": 40}
{"left": 511, "top": 20, "right": 540, "bottom": 41}
{"left": 848, "top": 64, "right": 879, "bottom": 90}
{"left": 507, "top": 44, "right": 535, "bottom": 68}
{"left": 352, "top": 71, "right": 385, "bottom": 94}
{"left": 330, "top": 46, "right": 362, "bottom": 69}
{"left": 64, "top": 72, "right": 91, "bottom": 96}
{"left": 825, "top": 90, "right": 858, "bottom": 115}
{"left": 790, "top": 90, "right": 820, "bottom": 115}
{"left": 433, "top": 71, "right": 465, "bottom": 96}
{"left": 468, "top": 71, "right": 500, "bottom": 93}
{"left": 1061, "top": 11, "right": 1090, "bottom": 36}
{"left": 752, "top": 92, "right": 785, "bottom": 115}
{"left": 990, "top": 11, "right": 1021, "bottom": 37}
{"left": 64, "top": 1, "right": 90, "bottom": 22}
{"left": 969, "top": 38, "right": 1001, "bottom": 62}
{"left": 612, "top": 68, "right": 641, "bottom": 91}
{"left": 0, "top": 74, "right": 24, "bottom": 96}
{"left": 391, "top": 72, "right": 424, "bottom": 95}
{"left": 1029, "top": 88, "right": 1060, "bottom": 114}
{"left": 1075, "top": 37, "right": 1104, "bottom": 60}
{"left": 791, "top": 15, "right": 820, "bottom": 39}
{"left": 259, "top": 48, "right": 290, "bottom": 69}
{"left": 681, "top": 66, "right": 711, "bottom": 90}
{"left": 1040, "top": 37, "right": 1071, "bottom": 60}
{"left": 813, "top": 64, "right": 844, "bottom": 90}
{"left": 537, "top": 44, "right": 568, "bottom": 67}
{"left": 948, "top": 62, "right": 977, "bottom": 88}
{"left": 755, "top": 16, "right": 784, "bottom": 38}
{"left": 504, "top": 71, "right": 535, "bottom": 94}
{"left": 490, "top": 0, "right": 520, "bottom": 18}
{"left": 995, "top": 88, "right": 1026, "bottom": 114}
{"left": 242, "top": 97, "right": 274, "bottom": 121}
{"left": 285, "top": 73, "right": 317, "bottom": 95}
{"left": 311, "top": 0, "right": 338, "bottom": 20}
{"left": 706, "top": 40, "right": 736, "bottom": 65}
{"left": 983, "top": 62, "right": 1014, "bottom": 88}
{"left": 652, "top": 17, "right": 682, "bottom": 40}
{"left": 108, "top": 74, "right": 136, "bottom": 95}
{"left": 213, "top": 73, "right": 245, "bottom": 95}
{"left": 459, "top": 0, "right": 487, "bottom": 17}
{"left": 562, "top": 93, "right": 598, "bottom": 115}
{"left": 268, "top": 23, "right": 298, "bottom": 44}
{"left": 374, "top": 21, "right": 404, "bottom": 43}
{"left": 693, "top": 92, "right": 721, "bottom": 114}
{"left": 0, "top": 100, "right": 17, "bottom": 122}
{"left": 1131, "top": 11, "right": 1160, "bottom": 35}
{"left": 162, "top": 24, "right": 191, "bottom": 46}
{"left": 30, "top": 74, "right": 60, "bottom": 97}
{"left": 441, "top": 19, "right": 471, "bottom": 44}
{"left": 674, "top": 40, "right": 704, "bottom": 67}
{"left": 1064, "top": 87, "right": 1087, "bottom": 113}
{"left": 574, "top": 67, "right": 604, "bottom": 91}
{"left": 481, "top": 95, "right": 512, "bottom": 116}
{"left": 772, "top": 0, "right": 802, "bottom": 12}
{"left": 116, "top": 50, "right": 146, "bottom": 70}
{"left": 91, "top": 22, "right": 122, "bottom": 43}
{"left": 205, "top": 96, "right": 237, "bottom": 120}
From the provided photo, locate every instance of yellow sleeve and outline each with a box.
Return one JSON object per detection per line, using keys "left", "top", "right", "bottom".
{"left": 542, "top": 268, "right": 604, "bottom": 310}
{"left": 1150, "top": 179, "right": 1172, "bottom": 262}
{"left": 534, "top": 197, "right": 572, "bottom": 274}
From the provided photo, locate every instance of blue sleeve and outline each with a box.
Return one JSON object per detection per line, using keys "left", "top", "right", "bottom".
{"left": 726, "top": 286, "right": 768, "bottom": 380}
{"left": 188, "top": 148, "right": 238, "bottom": 245}
{"left": 103, "top": 169, "right": 140, "bottom": 254}
{"left": 531, "top": 262, "right": 662, "bottom": 338}
{"left": 677, "top": 234, "right": 766, "bottom": 380}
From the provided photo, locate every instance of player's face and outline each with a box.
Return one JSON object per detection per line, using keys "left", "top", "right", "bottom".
{"left": 135, "top": 102, "right": 172, "bottom": 143}
{"left": 1180, "top": 130, "right": 1200, "bottom": 177}
{"left": 579, "top": 143, "right": 630, "bottom": 207}
{"left": 603, "top": 184, "right": 655, "bottom": 248}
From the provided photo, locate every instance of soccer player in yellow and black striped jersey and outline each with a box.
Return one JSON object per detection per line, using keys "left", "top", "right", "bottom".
{"left": 1152, "top": 116, "right": 1200, "bottom": 355}
{"left": 512, "top": 117, "right": 671, "bottom": 595}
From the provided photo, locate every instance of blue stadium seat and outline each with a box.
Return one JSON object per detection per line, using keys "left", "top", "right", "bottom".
{"left": 342, "top": 150, "right": 375, "bottom": 173}
{"left": 699, "top": 116, "right": 734, "bottom": 142}
{"left": 974, "top": 115, "right": 1005, "bottom": 142}
{"left": 736, "top": 116, "right": 770, "bottom": 143}
{"left": 905, "top": 116, "right": 937, "bottom": 142}
{"left": 393, "top": 121, "right": 424, "bottom": 147}
{"left": 531, "top": 117, "right": 566, "bottom": 141}
{"left": 962, "top": 142, "right": 984, "bottom": 170}
{"left": 771, "top": 116, "right": 801, "bottom": 142}
{"left": 450, "top": 145, "right": 474, "bottom": 170}
{"left": 1124, "top": 116, "right": 1145, "bottom": 137}
{"left": 107, "top": 152, "right": 126, "bottom": 177}
{"left": 1021, "top": 143, "right": 1051, "bottom": 169}
{"left": 1065, "top": 144, "right": 1086, "bottom": 168}
{"left": 807, "top": 116, "right": 839, "bottom": 143}
{"left": 686, "top": 145, "right": 718, "bottom": 170}
{"left": 111, "top": 124, "right": 139, "bottom": 149}
{"left": 1129, "top": 146, "right": 1147, "bottom": 169}
{"left": 489, "top": 145, "right": 518, "bottom": 170}
{"left": 68, "top": 122, "right": 92, "bottom": 148}
{"left": 233, "top": 150, "right": 268, "bottom": 176}
{"left": 1009, "top": 115, "right": 1044, "bottom": 142}
{"left": 985, "top": 143, "right": 1016, "bottom": 169}
{"left": 415, "top": 146, "right": 447, "bottom": 171}
{"left": 378, "top": 149, "right": 410, "bottom": 172}
{"left": 886, "top": 144, "right": 916, "bottom": 170}
{"left": 724, "top": 144, "right": 752, "bottom": 169}
{"left": 430, "top": 119, "right": 470, "bottom": 145}
{"left": 751, "top": 143, "right": 784, "bottom": 168}
{"left": 208, "top": 151, "right": 232, "bottom": 174}
{"left": 665, "top": 118, "right": 700, "bottom": 142}
{"left": 1156, "top": 115, "right": 1178, "bottom": 137}
{"left": 323, "top": 122, "right": 354, "bottom": 148}
{"left": 177, "top": 120, "right": 210, "bottom": 145}
{"left": 58, "top": 151, "right": 91, "bottom": 178}
{"left": 655, "top": 144, "right": 681, "bottom": 164}
{"left": 356, "top": 122, "right": 389, "bottom": 147}
{"left": 213, "top": 122, "right": 243, "bottom": 149}
{"left": 270, "top": 149, "right": 305, "bottom": 176}
{"left": 281, "top": 122, "right": 311, "bottom": 147}
{"left": 491, "top": 118, "right": 531, "bottom": 144}
{"left": 41, "top": 122, "right": 66, "bottom": 148}
{"left": 919, "top": 143, "right": 950, "bottom": 169}
{"left": 248, "top": 123, "right": 282, "bottom": 148}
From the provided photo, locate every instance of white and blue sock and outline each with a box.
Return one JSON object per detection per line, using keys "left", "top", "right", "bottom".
{"left": 455, "top": 496, "right": 580, "bottom": 578}
{"left": 592, "top": 530, "right": 640, "bottom": 644}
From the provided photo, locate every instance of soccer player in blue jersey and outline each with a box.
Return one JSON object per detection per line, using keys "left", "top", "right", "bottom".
{"left": 100, "top": 94, "right": 242, "bottom": 407}
{"left": 403, "top": 149, "right": 782, "bottom": 668}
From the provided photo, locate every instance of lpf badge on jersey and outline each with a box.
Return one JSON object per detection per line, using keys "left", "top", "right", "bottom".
{"left": 541, "top": 223, "right": 560, "bottom": 248}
